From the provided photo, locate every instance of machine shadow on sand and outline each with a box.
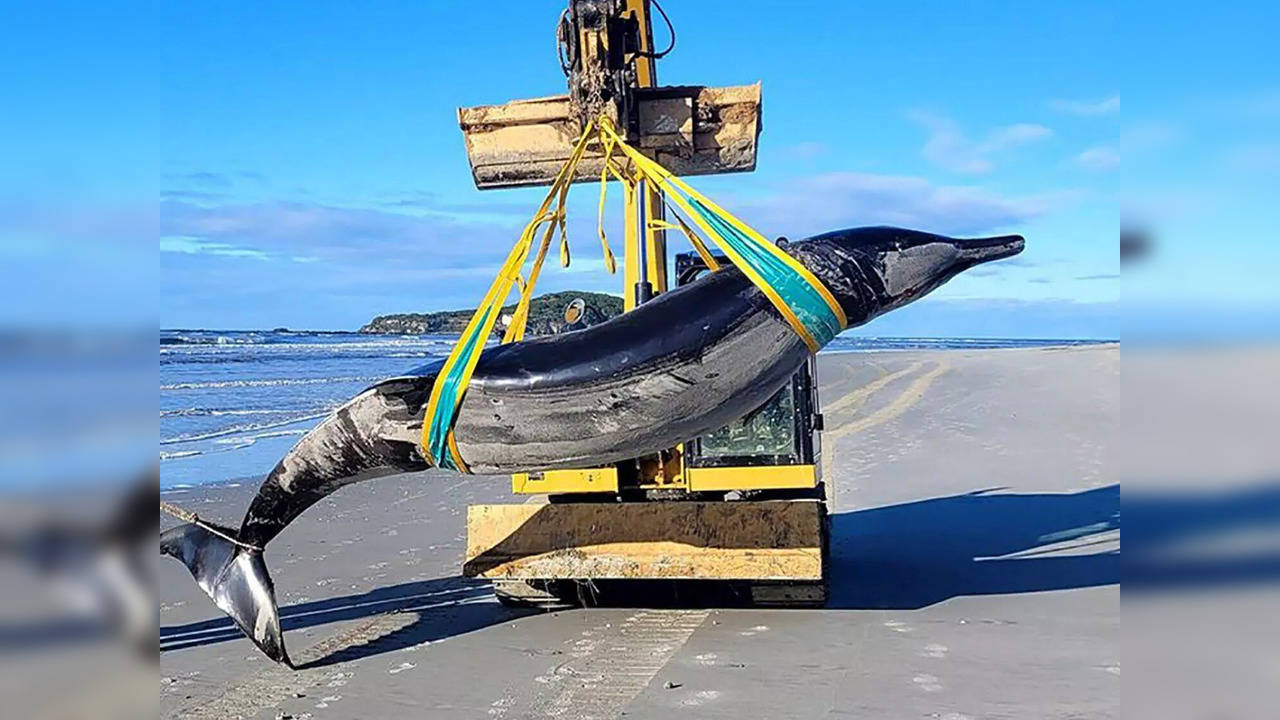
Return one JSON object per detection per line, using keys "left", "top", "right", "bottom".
{"left": 544, "top": 485, "right": 1123, "bottom": 610}
{"left": 830, "top": 480, "right": 1280, "bottom": 607}
{"left": 827, "top": 485, "right": 1120, "bottom": 609}
{"left": 162, "top": 481, "right": 1280, "bottom": 666}
{"left": 161, "top": 486, "right": 1121, "bottom": 666}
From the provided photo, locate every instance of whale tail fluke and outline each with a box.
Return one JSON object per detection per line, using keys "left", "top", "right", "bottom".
{"left": 160, "top": 522, "right": 291, "bottom": 667}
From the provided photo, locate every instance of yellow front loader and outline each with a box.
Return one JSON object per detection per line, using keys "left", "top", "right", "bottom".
{"left": 458, "top": 0, "right": 828, "bottom": 608}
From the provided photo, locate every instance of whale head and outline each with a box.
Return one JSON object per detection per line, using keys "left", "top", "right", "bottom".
{"left": 791, "top": 226, "right": 1025, "bottom": 326}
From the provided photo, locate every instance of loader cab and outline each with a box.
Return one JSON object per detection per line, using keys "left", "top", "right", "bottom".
{"left": 675, "top": 251, "right": 824, "bottom": 489}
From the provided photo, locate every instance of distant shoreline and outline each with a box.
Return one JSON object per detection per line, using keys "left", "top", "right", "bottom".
{"left": 161, "top": 328, "right": 1119, "bottom": 344}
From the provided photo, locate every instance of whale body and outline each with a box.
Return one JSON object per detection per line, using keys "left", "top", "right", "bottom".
{"left": 162, "top": 226, "right": 1024, "bottom": 665}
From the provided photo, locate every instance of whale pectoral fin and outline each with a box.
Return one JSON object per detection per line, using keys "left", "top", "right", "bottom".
{"left": 160, "top": 523, "right": 292, "bottom": 667}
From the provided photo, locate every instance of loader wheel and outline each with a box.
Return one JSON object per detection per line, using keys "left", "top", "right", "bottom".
{"left": 492, "top": 579, "right": 577, "bottom": 610}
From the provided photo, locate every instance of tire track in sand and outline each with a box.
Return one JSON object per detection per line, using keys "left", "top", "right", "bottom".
{"left": 489, "top": 609, "right": 709, "bottom": 720}
{"left": 821, "top": 360, "right": 950, "bottom": 489}
{"left": 821, "top": 361, "right": 924, "bottom": 417}
{"left": 167, "top": 590, "right": 493, "bottom": 719}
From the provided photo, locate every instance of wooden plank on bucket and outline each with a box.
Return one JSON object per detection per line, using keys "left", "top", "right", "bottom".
{"left": 463, "top": 499, "right": 823, "bottom": 580}
{"left": 458, "top": 83, "right": 762, "bottom": 189}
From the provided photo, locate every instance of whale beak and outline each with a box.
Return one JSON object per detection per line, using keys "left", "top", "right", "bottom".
{"left": 956, "top": 234, "right": 1025, "bottom": 265}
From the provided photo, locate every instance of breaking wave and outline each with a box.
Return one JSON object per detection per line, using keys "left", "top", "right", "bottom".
{"left": 159, "top": 412, "right": 329, "bottom": 445}
{"left": 161, "top": 375, "right": 381, "bottom": 391}
{"left": 160, "top": 407, "right": 300, "bottom": 417}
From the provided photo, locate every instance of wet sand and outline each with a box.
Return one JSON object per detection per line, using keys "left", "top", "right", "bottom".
{"left": 160, "top": 345, "right": 1118, "bottom": 719}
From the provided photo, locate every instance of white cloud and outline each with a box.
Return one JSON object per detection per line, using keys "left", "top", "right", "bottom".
{"left": 737, "top": 171, "right": 1067, "bottom": 238}
{"left": 1074, "top": 146, "right": 1121, "bottom": 172}
{"left": 1049, "top": 96, "right": 1121, "bottom": 117}
{"left": 160, "top": 235, "right": 268, "bottom": 260}
{"left": 163, "top": 171, "right": 232, "bottom": 188}
{"left": 1071, "top": 123, "right": 1180, "bottom": 173}
{"left": 160, "top": 200, "right": 521, "bottom": 265}
{"left": 912, "top": 112, "right": 1052, "bottom": 174}
{"left": 157, "top": 178, "right": 1068, "bottom": 323}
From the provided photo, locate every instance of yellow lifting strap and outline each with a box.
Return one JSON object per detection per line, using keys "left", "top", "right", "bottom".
{"left": 420, "top": 121, "right": 602, "bottom": 471}
{"left": 651, "top": 212, "right": 721, "bottom": 272}
{"left": 595, "top": 117, "right": 847, "bottom": 351}
{"left": 421, "top": 116, "right": 847, "bottom": 472}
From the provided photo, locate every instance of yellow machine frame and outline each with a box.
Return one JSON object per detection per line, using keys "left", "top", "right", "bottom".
{"left": 512, "top": 463, "right": 819, "bottom": 495}
{"left": 509, "top": 0, "right": 812, "bottom": 494}
{"left": 460, "top": 0, "right": 826, "bottom": 601}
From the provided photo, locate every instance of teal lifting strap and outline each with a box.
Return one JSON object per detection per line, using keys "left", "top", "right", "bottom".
{"left": 689, "top": 199, "right": 844, "bottom": 347}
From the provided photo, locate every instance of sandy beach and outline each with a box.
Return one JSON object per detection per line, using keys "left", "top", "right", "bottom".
{"left": 160, "top": 345, "right": 1118, "bottom": 719}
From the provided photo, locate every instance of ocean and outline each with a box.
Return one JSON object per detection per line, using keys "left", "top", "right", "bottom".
{"left": 160, "top": 329, "right": 1109, "bottom": 489}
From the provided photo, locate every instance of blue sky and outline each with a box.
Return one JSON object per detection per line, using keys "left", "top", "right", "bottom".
{"left": 8, "top": 2, "right": 1276, "bottom": 338}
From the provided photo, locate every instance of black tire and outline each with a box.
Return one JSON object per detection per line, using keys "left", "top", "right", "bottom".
{"left": 492, "top": 579, "right": 577, "bottom": 610}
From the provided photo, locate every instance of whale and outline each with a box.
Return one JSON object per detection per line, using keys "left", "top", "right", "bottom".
{"left": 161, "top": 226, "right": 1024, "bottom": 665}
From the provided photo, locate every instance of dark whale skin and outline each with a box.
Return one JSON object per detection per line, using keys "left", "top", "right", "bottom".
{"left": 162, "top": 226, "right": 1025, "bottom": 666}
{"left": 453, "top": 264, "right": 807, "bottom": 472}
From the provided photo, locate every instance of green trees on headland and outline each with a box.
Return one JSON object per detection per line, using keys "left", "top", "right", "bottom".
{"left": 359, "top": 291, "right": 623, "bottom": 336}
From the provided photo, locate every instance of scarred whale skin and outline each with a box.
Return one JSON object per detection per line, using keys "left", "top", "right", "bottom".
{"left": 162, "top": 226, "right": 1024, "bottom": 665}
